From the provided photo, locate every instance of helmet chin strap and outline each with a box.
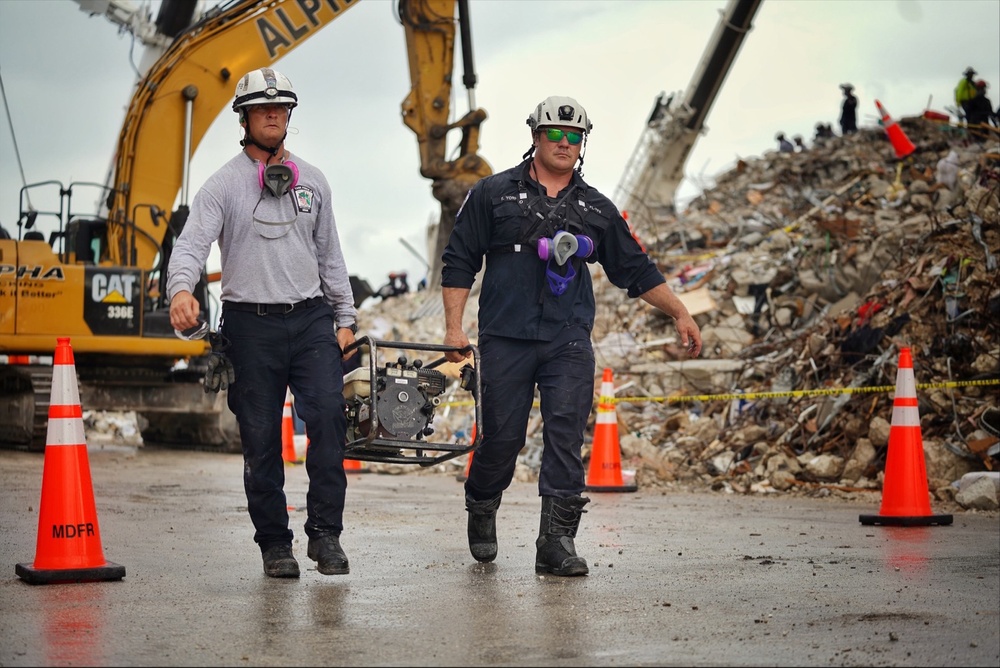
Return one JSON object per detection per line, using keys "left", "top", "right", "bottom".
{"left": 239, "top": 109, "right": 291, "bottom": 158}
{"left": 245, "top": 132, "right": 286, "bottom": 157}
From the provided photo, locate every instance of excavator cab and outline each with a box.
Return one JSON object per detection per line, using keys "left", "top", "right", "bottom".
{"left": 65, "top": 217, "right": 107, "bottom": 265}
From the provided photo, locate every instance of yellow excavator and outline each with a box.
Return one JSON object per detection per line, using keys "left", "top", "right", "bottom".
{"left": 0, "top": 0, "right": 492, "bottom": 451}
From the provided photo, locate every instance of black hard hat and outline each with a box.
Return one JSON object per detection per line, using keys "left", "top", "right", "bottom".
{"left": 964, "top": 66, "right": 977, "bottom": 76}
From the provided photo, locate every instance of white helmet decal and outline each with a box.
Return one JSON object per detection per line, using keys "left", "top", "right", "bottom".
{"left": 233, "top": 68, "right": 298, "bottom": 112}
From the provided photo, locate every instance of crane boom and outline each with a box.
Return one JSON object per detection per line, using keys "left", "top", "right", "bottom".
{"left": 615, "top": 0, "right": 761, "bottom": 228}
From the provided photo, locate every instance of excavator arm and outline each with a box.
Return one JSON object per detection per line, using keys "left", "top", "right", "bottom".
{"left": 398, "top": 0, "right": 491, "bottom": 287}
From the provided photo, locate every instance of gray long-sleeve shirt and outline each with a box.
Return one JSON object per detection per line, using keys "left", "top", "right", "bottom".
{"left": 166, "top": 150, "right": 356, "bottom": 329}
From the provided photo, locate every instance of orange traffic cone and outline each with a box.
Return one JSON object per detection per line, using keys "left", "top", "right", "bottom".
{"left": 585, "top": 368, "right": 638, "bottom": 493}
{"left": 16, "top": 337, "right": 126, "bottom": 584}
{"left": 456, "top": 422, "right": 477, "bottom": 482}
{"left": 875, "top": 100, "right": 916, "bottom": 160}
{"left": 282, "top": 388, "right": 299, "bottom": 464}
{"left": 860, "top": 347, "right": 953, "bottom": 526}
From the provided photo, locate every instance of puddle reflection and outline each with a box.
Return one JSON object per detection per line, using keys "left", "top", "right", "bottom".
{"left": 880, "top": 526, "right": 933, "bottom": 574}
{"left": 41, "top": 584, "right": 106, "bottom": 666}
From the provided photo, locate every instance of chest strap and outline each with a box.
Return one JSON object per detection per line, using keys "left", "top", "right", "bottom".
{"left": 488, "top": 243, "right": 535, "bottom": 255}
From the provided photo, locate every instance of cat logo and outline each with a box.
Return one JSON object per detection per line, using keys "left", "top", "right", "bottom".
{"left": 91, "top": 272, "right": 137, "bottom": 304}
{"left": 84, "top": 268, "right": 141, "bottom": 335}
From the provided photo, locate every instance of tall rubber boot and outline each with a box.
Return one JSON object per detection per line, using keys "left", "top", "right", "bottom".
{"left": 535, "top": 495, "right": 590, "bottom": 576}
{"left": 466, "top": 493, "right": 502, "bottom": 563}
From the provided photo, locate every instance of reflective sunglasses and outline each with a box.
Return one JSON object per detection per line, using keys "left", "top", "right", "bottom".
{"left": 543, "top": 128, "right": 583, "bottom": 145}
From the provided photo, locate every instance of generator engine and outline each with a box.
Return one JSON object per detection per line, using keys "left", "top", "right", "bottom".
{"left": 347, "top": 355, "right": 446, "bottom": 442}
{"left": 342, "top": 338, "right": 481, "bottom": 466}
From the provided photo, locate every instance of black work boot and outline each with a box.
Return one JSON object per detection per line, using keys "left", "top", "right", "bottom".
{"left": 261, "top": 544, "right": 300, "bottom": 578}
{"left": 466, "top": 493, "right": 502, "bottom": 563}
{"left": 535, "top": 495, "right": 590, "bottom": 577}
{"left": 307, "top": 535, "right": 350, "bottom": 575}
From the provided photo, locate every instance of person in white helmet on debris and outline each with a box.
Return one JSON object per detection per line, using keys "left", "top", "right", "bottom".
{"left": 439, "top": 95, "right": 702, "bottom": 577}
{"left": 167, "top": 67, "right": 358, "bottom": 579}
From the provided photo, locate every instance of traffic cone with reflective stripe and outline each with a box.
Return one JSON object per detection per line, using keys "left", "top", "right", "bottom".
{"left": 16, "top": 337, "right": 125, "bottom": 584}
{"left": 456, "top": 422, "right": 477, "bottom": 482}
{"left": 585, "top": 368, "right": 638, "bottom": 493}
{"left": 860, "top": 347, "right": 952, "bottom": 526}
{"left": 282, "top": 388, "right": 300, "bottom": 464}
{"left": 875, "top": 100, "right": 916, "bottom": 160}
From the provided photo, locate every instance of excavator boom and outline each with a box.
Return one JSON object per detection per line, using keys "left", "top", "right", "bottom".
{"left": 399, "top": 0, "right": 491, "bottom": 287}
{"left": 0, "top": 0, "right": 489, "bottom": 450}
{"left": 107, "top": 0, "right": 361, "bottom": 271}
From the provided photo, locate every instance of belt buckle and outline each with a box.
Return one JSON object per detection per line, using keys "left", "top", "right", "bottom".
{"left": 284, "top": 302, "right": 295, "bottom": 314}
{"left": 256, "top": 303, "right": 268, "bottom": 316}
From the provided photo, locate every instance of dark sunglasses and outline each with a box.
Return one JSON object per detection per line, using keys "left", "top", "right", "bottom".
{"left": 543, "top": 128, "right": 583, "bottom": 145}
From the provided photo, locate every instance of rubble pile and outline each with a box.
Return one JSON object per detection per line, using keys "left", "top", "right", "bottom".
{"left": 356, "top": 117, "right": 999, "bottom": 512}
{"left": 85, "top": 118, "right": 998, "bottom": 512}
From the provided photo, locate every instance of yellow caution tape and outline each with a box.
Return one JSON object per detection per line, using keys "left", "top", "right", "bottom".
{"left": 607, "top": 378, "right": 1000, "bottom": 405}
{"left": 441, "top": 379, "right": 998, "bottom": 409}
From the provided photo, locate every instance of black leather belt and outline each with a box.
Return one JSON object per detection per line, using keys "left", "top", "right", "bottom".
{"left": 223, "top": 295, "right": 323, "bottom": 316}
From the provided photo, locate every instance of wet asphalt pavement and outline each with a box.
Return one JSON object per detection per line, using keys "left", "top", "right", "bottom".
{"left": 1, "top": 446, "right": 998, "bottom": 667}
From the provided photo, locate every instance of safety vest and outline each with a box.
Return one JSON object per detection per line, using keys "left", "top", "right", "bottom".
{"left": 955, "top": 78, "right": 978, "bottom": 106}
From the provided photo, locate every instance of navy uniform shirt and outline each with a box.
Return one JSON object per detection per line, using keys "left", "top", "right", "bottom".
{"left": 441, "top": 160, "right": 665, "bottom": 341}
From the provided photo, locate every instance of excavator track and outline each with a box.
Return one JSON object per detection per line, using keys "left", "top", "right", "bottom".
{"left": 0, "top": 362, "right": 240, "bottom": 453}
{"left": 0, "top": 365, "right": 52, "bottom": 451}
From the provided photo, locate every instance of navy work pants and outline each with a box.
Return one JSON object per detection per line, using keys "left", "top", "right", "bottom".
{"left": 465, "top": 325, "right": 595, "bottom": 501}
{"left": 222, "top": 302, "right": 348, "bottom": 551}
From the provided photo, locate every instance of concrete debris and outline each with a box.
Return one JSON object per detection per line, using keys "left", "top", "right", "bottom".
{"left": 88, "top": 118, "right": 999, "bottom": 515}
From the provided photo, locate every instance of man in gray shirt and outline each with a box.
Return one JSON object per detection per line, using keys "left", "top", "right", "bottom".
{"left": 168, "top": 68, "right": 357, "bottom": 579}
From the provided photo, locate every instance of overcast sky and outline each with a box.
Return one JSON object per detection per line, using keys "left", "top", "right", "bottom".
{"left": 2, "top": 0, "right": 998, "bottom": 294}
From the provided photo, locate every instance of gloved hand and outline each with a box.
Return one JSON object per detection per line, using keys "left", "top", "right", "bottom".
{"left": 204, "top": 331, "right": 236, "bottom": 393}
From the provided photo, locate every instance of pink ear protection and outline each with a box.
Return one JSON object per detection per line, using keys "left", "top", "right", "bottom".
{"left": 258, "top": 161, "right": 299, "bottom": 196}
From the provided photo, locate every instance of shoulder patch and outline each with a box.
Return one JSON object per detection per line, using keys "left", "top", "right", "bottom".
{"left": 293, "top": 186, "right": 315, "bottom": 213}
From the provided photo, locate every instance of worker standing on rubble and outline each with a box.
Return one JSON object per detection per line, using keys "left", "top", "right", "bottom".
{"left": 955, "top": 66, "right": 979, "bottom": 120}
{"left": 167, "top": 68, "right": 358, "bottom": 579}
{"left": 776, "top": 132, "right": 795, "bottom": 153}
{"left": 839, "top": 83, "right": 858, "bottom": 135}
{"left": 439, "top": 95, "right": 702, "bottom": 577}
{"left": 964, "top": 80, "right": 998, "bottom": 136}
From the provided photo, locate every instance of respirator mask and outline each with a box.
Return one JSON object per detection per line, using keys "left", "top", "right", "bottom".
{"left": 252, "top": 161, "right": 299, "bottom": 238}
{"left": 538, "top": 230, "right": 594, "bottom": 296}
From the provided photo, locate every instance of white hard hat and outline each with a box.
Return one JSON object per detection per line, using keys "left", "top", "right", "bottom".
{"left": 233, "top": 68, "right": 298, "bottom": 112}
{"left": 526, "top": 96, "right": 592, "bottom": 133}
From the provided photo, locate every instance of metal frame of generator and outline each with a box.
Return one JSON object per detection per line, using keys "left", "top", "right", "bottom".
{"left": 342, "top": 337, "right": 481, "bottom": 466}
